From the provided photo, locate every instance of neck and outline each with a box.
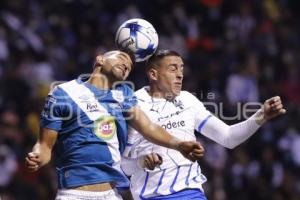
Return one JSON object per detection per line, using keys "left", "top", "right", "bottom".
{"left": 148, "top": 84, "right": 176, "bottom": 100}
{"left": 86, "top": 68, "right": 112, "bottom": 89}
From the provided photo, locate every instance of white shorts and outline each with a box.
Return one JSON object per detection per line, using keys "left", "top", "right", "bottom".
{"left": 55, "top": 189, "right": 123, "bottom": 200}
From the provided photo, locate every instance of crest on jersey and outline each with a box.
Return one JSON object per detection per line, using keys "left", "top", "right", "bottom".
{"left": 78, "top": 94, "right": 93, "bottom": 102}
{"left": 111, "top": 90, "right": 124, "bottom": 103}
{"left": 94, "top": 116, "right": 116, "bottom": 140}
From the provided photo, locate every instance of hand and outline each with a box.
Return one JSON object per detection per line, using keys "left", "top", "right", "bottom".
{"left": 139, "top": 153, "right": 163, "bottom": 170}
{"left": 262, "top": 96, "right": 286, "bottom": 122}
{"left": 25, "top": 152, "right": 41, "bottom": 172}
{"left": 177, "top": 141, "right": 205, "bottom": 162}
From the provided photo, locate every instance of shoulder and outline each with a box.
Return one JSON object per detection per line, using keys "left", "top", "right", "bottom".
{"left": 114, "top": 82, "right": 135, "bottom": 95}
{"left": 134, "top": 87, "right": 147, "bottom": 97}
{"left": 178, "top": 91, "right": 199, "bottom": 102}
{"left": 179, "top": 90, "right": 194, "bottom": 98}
{"left": 134, "top": 87, "right": 151, "bottom": 103}
{"left": 49, "top": 86, "right": 65, "bottom": 97}
{"left": 48, "top": 80, "right": 75, "bottom": 99}
{"left": 114, "top": 83, "right": 137, "bottom": 109}
{"left": 178, "top": 91, "right": 206, "bottom": 108}
{"left": 57, "top": 79, "right": 80, "bottom": 91}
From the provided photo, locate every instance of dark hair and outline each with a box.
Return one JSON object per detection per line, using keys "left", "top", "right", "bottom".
{"left": 117, "top": 48, "right": 136, "bottom": 63}
{"left": 145, "top": 50, "right": 181, "bottom": 70}
{"left": 93, "top": 50, "right": 135, "bottom": 69}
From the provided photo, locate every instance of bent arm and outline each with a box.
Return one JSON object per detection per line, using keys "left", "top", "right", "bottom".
{"left": 201, "top": 110, "right": 263, "bottom": 149}
{"left": 127, "top": 106, "right": 204, "bottom": 161}
{"left": 127, "top": 106, "right": 180, "bottom": 150}
{"left": 32, "top": 128, "right": 58, "bottom": 167}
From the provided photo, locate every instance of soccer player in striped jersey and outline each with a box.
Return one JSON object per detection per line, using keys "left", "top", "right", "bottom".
{"left": 121, "top": 50, "right": 286, "bottom": 200}
{"left": 25, "top": 50, "right": 205, "bottom": 200}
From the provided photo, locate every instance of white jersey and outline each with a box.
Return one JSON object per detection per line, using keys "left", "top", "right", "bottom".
{"left": 122, "top": 87, "right": 212, "bottom": 199}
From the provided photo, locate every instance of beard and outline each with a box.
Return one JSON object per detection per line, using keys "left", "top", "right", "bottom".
{"left": 111, "top": 64, "right": 127, "bottom": 81}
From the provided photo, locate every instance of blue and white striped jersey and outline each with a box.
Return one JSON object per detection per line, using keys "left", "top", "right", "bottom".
{"left": 122, "top": 87, "right": 212, "bottom": 199}
{"left": 40, "top": 78, "right": 137, "bottom": 189}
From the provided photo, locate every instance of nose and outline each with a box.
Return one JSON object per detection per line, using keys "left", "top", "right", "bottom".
{"left": 176, "top": 69, "right": 183, "bottom": 80}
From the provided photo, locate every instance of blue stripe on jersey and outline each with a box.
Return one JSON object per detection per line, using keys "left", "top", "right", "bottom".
{"left": 126, "top": 143, "right": 133, "bottom": 146}
{"left": 169, "top": 166, "right": 181, "bottom": 193}
{"left": 154, "top": 169, "right": 166, "bottom": 194}
{"left": 185, "top": 164, "right": 193, "bottom": 186}
{"left": 192, "top": 165, "right": 202, "bottom": 183}
{"left": 143, "top": 189, "right": 207, "bottom": 200}
{"left": 197, "top": 115, "right": 212, "bottom": 133}
{"left": 117, "top": 186, "right": 130, "bottom": 191}
{"left": 167, "top": 150, "right": 180, "bottom": 166}
{"left": 140, "top": 171, "right": 150, "bottom": 199}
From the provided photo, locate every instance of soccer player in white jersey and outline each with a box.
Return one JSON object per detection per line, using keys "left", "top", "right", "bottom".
{"left": 24, "top": 50, "right": 205, "bottom": 200}
{"left": 121, "top": 50, "right": 286, "bottom": 200}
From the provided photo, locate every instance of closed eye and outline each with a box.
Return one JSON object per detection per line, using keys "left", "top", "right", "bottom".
{"left": 168, "top": 65, "right": 177, "bottom": 72}
{"left": 168, "top": 64, "right": 184, "bottom": 72}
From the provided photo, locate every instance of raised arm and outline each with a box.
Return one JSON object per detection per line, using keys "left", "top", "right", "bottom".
{"left": 25, "top": 128, "right": 58, "bottom": 172}
{"left": 200, "top": 96, "right": 286, "bottom": 149}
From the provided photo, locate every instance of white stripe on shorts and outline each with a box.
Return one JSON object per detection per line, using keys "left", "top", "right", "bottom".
{"left": 55, "top": 189, "right": 122, "bottom": 200}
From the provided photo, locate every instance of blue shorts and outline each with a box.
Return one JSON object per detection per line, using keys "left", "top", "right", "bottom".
{"left": 144, "top": 189, "right": 207, "bottom": 200}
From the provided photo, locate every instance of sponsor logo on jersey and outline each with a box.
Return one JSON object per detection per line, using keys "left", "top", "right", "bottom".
{"left": 161, "top": 120, "right": 185, "bottom": 130}
{"left": 86, "top": 102, "right": 100, "bottom": 112}
{"left": 111, "top": 90, "right": 124, "bottom": 103}
{"left": 109, "top": 103, "right": 122, "bottom": 110}
{"left": 94, "top": 116, "right": 116, "bottom": 140}
{"left": 174, "top": 99, "right": 184, "bottom": 109}
{"left": 157, "top": 110, "right": 185, "bottom": 122}
{"left": 78, "top": 94, "right": 94, "bottom": 101}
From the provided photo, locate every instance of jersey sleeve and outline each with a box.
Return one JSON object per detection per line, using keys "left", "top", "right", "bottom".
{"left": 40, "top": 86, "right": 69, "bottom": 131}
{"left": 122, "top": 126, "right": 144, "bottom": 158}
{"left": 121, "top": 126, "right": 144, "bottom": 176}
{"left": 186, "top": 92, "right": 212, "bottom": 133}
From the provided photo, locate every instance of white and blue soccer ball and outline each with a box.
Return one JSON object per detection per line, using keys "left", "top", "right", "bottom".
{"left": 115, "top": 18, "right": 159, "bottom": 62}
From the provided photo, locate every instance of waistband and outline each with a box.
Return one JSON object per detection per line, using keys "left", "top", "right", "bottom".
{"left": 73, "top": 183, "right": 114, "bottom": 191}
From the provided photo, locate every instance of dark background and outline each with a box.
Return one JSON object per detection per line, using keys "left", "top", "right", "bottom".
{"left": 0, "top": 0, "right": 299, "bottom": 199}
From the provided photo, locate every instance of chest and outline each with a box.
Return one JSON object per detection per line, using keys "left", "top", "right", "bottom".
{"left": 140, "top": 100, "right": 196, "bottom": 133}
{"left": 66, "top": 92, "right": 125, "bottom": 126}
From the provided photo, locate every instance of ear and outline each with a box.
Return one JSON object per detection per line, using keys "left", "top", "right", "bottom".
{"left": 95, "top": 55, "right": 104, "bottom": 67}
{"left": 148, "top": 68, "right": 158, "bottom": 81}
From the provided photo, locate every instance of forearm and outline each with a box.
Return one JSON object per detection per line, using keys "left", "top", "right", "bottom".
{"left": 26, "top": 128, "right": 57, "bottom": 172}
{"left": 139, "top": 123, "right": 179, "bottom": 150}
{"left": 201, "top": 110, "right": 263, "bottom": 149}
{"left": 128, "top": 107, "right": 180, "bottom": 150}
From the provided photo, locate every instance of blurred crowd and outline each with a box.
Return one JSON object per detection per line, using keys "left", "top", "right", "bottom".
{"left": 0, "top": 0, "right": 299, "bottom": 199}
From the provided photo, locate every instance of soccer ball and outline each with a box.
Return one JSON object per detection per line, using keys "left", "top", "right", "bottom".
{"left": 115, "top": 18, "right": 159, "bottom": 62}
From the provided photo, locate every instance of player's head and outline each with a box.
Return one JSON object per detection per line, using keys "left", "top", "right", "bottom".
{"left": 146, "top": 50, "right": 183, "bottom": 98}
{"left": 94, "top": 50, "right": 134, "bottom": 81}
